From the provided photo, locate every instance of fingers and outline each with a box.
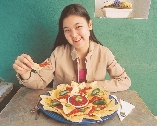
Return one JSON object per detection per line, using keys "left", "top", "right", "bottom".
{"left": 18, "top": 54, "right": 34, "bottom": 67}
{"left": 13, "top": 54, "right": 34, "bottom": 75}
{"left": 13, "top": 63, "right": 25, "bottom": 71}
{"left": 15, "top": 59, "right": 31, "bottom": 71}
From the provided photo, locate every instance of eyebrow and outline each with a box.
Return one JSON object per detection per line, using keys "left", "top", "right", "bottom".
{"left": 63, "top": 23, "right": 82, "bottom": 29}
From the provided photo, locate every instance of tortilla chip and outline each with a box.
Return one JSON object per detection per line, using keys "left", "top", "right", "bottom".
{"left": 61, "top": 101, "right": 75, "bottom": 114}
{"left": 78, "top": 82, "right": 86, "bottom": 89}
{"left": 31, "top": 63, "right": 42, "bottom": 71}
{"left": 40, "top": 95, "right": 52, "bottom": 106}
{"left": 84, "top": 114, "right": 102, "bottom": 121}
{"left": 66, "top": 115, "right": 84, "bottom": 122}
{"left": 56, "top": 84, "right": 70, "bottom": 91}
{"left": 48, "top": 90, "right": 60, "bottom": 99}
{"left": 70, "top": 82, "right": 80, "bottom": 96}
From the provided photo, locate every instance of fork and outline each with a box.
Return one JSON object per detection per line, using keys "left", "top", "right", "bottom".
{"left": 30, "top": 97, "right": 41, "bottom": 120}
{"left": 120, "top": 104, "right": 126, "bottom": 117}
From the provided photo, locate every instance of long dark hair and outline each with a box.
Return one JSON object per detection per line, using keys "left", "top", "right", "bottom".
{"left": 52, "top": 4, "right": 102, "bottom": 51}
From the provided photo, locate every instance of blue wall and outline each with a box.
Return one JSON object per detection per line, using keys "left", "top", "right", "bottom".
{"left": 0, "top": 0, "right": 157, "bottom": 115}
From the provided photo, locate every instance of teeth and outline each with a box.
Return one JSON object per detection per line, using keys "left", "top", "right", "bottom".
{"left": 74, "top": 38, "right": 81, "bottom": 42}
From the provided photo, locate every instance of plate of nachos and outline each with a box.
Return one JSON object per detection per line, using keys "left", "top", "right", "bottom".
{"left": 39, "top": 81, "right": 119, "bottom": 124}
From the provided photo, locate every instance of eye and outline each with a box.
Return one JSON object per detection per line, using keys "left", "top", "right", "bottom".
{"left": 64, "top": 29, "right": 70, "bottom": 32}
{"left": 77, "top": 26, "right": 82, "bottom": 29}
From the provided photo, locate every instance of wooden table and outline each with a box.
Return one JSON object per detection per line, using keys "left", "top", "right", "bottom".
{"left": 0, "top": 87, "right": 157, "bottom": 126}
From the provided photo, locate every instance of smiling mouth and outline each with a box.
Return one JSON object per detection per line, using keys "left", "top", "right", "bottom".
{"left": 73, "top": 38, "right": 81, "bottom": 42}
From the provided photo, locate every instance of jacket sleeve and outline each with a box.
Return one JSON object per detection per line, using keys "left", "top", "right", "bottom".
{"left": 16, "top": 52, "right": 56, "bottom": 89}
{"left": 97, "top": 49, "right": 131, "bottom": 92}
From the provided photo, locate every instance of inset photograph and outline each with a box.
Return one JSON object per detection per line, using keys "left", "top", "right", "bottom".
{"left": 95, "top": 0, "right": 151, "bottom": 19}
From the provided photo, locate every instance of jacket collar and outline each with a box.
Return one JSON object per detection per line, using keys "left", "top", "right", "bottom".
{"left": 71, "top": 41, "right": 94, "bottom": 61}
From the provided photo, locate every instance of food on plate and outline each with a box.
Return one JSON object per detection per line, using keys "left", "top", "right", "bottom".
{"left": 40, "top": 81, "right": 119, "bottom": 122}
{"left": 103, "top": 0, "right": 132, "bottom": 9}
{"left": 31, "top": 61, "right": 50, "bottom": 71}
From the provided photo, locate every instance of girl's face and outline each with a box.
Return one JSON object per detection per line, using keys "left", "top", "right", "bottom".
{"left": 63, "top": 15, "right": 92, "bottom": 50}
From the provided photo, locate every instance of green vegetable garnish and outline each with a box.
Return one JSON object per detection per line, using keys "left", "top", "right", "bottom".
{"left": 91, "top": 88, "right": 100, "bottom": 96}
{"left": 59, "top": 90, "right": 69, "bottom": 96}
{"left": 75, "top": 96, "right": 83, "bottom": 102}
{"left": 93, "top": 99, "right": 106, "bottom": 105}
{"left": 51, "top": 101, "right": 61, "bottom": 106}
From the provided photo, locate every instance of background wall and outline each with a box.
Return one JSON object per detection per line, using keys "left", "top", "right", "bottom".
{"left": 0, "top": 0, "right": 157, "bottom": 116}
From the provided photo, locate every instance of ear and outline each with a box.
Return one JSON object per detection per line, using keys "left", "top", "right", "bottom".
{"left": 88, "top": 20, "right": 92, "bottom": 30}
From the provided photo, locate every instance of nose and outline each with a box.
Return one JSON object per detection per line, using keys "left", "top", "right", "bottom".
{"left": 71, "top": 29, "right": 78, "bottom": 38}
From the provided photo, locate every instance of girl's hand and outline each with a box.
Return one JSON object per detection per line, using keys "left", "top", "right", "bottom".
{"left": 13, "top": 54, "right": 34, "bottom": 79}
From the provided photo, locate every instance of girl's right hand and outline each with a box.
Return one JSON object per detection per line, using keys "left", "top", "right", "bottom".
{"left": 13, "top": 54, "right": 34, "bottom": 79}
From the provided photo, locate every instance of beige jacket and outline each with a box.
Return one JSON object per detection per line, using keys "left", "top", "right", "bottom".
{"left": 17, "top": 41, "right": 131, "bottom": 92}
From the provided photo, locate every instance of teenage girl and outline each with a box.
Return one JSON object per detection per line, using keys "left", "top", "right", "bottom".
{"left": 13, "top": 4, "right": 131, "bottom": 92}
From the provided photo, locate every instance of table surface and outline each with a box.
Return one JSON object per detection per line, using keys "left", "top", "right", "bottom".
{"left": 0, "top": 87, "right": 157, "bottom": 126}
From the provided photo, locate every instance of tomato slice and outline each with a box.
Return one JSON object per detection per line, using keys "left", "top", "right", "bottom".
{"left": 66, "top": 87, "right": 73, "bottom": 92}
{"left": 89, "top": 96, "right": 101, "bottom": 103}
{"left": 58, "top": 94, "right": 69, "bottom": 101}
{"left": 88, "top": 106, "right": 96, "bottom": 115}
{"left": 79, "top": 87, "right": 92, "bottom": 95}
{"left": 98, "top": 105, "right": 106, "bottom": 110}
{"left": 56, "top": 104, "right": 63, "bottom": 109}
{"left": 69, "top": 108, "right": 80, "bottom": 115}
{"left": 39, "top": 61, "right": 50, "bottom": 67}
